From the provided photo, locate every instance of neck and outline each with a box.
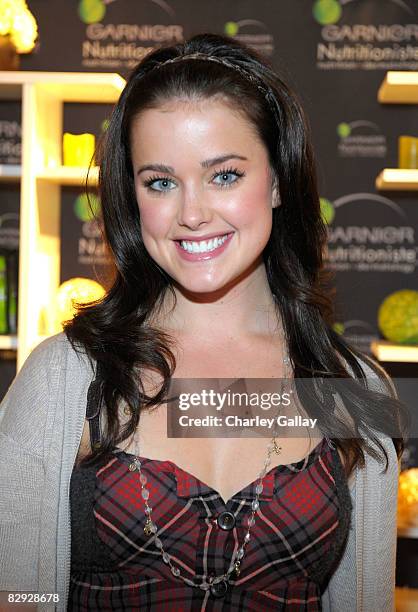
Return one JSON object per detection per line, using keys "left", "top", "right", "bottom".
{"left": 149, "top": 262, "right": 282, "bottom": 340}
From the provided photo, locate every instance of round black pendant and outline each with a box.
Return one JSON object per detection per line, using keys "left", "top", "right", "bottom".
{"left": 210, "top": 579, "right": 228, "bottom": 598}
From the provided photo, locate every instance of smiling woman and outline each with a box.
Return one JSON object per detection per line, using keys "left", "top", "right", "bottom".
{"left": 0, "top": 32, "right": 409, "bottom": 612}
{"left": 129, "top": 98, "right": 279, "bottom": 294}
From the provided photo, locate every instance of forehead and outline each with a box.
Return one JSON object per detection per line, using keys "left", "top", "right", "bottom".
{"left": 130, "top": 97, "right": 262, "bottom": 154}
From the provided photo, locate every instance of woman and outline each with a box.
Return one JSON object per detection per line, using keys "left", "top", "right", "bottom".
{"left": 0, "top": 33, "right": 408, "bottom": 611}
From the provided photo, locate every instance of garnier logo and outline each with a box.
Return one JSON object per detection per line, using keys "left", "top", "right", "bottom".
{"left": 79, "top": 0, "right": 176, "bottom": 25}
{"left": 79, "top": 0, "right": 182, "bottom": 71}
{"left": 324, "top": 193, "right": 416, "bottom": 275}
{"left": 313, "top": 0, "right": 414, "bottom": 26}
{"left": 314, "top": 0, "right": 418, "bottom": 71}
{"left": 337, "top": 120, "right": 386, "bottom": 158}
{"left": 223, "top": 19, "right": 274, "bottom": 56}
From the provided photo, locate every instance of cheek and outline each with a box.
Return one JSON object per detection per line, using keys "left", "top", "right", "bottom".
{"left": 227, "top": 179, "right": 272, "bottom": 227}
{"left": 137, "top": 197, "right": 173, "bottom": 239}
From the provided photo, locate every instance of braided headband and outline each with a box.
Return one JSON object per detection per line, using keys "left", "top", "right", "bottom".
{"left": 143, "top": 52, "right": 279, "bottom": 120}
{"left": 150, "top": 52, "right": 267, "bottom": 93}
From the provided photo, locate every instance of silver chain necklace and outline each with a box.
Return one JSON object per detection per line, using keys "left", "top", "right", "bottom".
{"left": 128, "top": 354, "right": 291, "bottom": 598}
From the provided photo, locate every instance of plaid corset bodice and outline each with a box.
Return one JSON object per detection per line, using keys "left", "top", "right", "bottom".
{"left": 69, "top": 436, "right": 352, "bottom": 611}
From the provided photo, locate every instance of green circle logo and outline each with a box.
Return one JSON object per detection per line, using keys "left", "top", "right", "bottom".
{"left": 78, "top": 0, "right": 106, "bottom": 24}
{"left": 333, "top": 322, "right": 345, "bottom": 335}
{"left": 224, "top": 22, "right": 239, "bottom": 36}
{"left": 74, "top": 193, "right": 101, "bottom": 222}
{"left": 313, "top": 0, "right": 342, "bottom": 25}
{"left": 320, "top": 197, "right": 335, "bottom": 225}
{"left": 337, "top": 122, "right": 351, "bottom": 138}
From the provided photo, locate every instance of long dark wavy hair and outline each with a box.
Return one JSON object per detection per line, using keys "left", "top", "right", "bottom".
{"left": 65, "top": 33, "right": 409, "bottom": 476}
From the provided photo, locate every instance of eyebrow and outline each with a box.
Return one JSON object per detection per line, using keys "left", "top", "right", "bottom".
{"left": 136, "top": 153, "right": 248, "bottom": 176}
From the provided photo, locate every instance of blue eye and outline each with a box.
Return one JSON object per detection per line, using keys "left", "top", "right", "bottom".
{"left": 143, "top": 177, "right": 176, "bottom": 192}
{"left": 212, "top": 167, "right": 245, "bottom": 188}
{"left": 213, "top": 172, "right": 238, "bottom": 186}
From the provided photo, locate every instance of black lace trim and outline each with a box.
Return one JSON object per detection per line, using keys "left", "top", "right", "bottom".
{"left": 70, "top": 459, "right": 118, "bottom": 573}
{"left": 307, "top": 446, "right": 353, "bottom": 590}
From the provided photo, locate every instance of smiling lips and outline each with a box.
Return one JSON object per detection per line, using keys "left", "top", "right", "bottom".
{"left": 174, "top": 232, "right": 234, "bottom": 261}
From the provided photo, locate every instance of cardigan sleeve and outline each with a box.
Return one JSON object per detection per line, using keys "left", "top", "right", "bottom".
{"left": 0, "top": 335, "right": 62, "bottom": 592}
{"left": 321, "top": 434, "right": 399, "bottom": 612}
{"left": 321, "top": 353, "right": 401, "bottom": 612}
{"left": 357, "top": 434, "right": 399, "bottom": 611}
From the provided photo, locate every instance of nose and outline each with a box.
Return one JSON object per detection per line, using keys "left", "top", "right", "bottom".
{"left": 176, "top": 184, "right": 212, "bottom": 230}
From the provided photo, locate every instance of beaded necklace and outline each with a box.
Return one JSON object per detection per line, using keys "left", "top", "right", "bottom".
{"left": 128, "top": 353, "right": 291, "bottom": 598}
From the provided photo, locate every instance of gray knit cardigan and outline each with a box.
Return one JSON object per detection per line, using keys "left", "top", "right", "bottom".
{"left": 0, "top": 333, "right": 400, "bottom": 611}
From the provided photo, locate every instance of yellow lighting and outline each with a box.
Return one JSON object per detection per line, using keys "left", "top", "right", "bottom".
{"left": 0, "top": 0, "right": 38, "bottom": 54}
{"left": 55, "top": 277, "right": 105, "bottom": 329}
{"left": 0, "top": 1, "right": 14, "bottom": 36}
{"left": 398, "top": 468, "right": 418, "bottom": 529}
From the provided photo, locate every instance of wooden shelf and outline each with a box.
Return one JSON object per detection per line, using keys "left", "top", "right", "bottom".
{"left": 0, "top": 71, "right": 125, "bottom": 103}
{"left": 378, "top": 71, "right": 418, "bottom": 104}
{"left": 0, "top": 71, "right": 127, "bottom": 369}
{"left": 37, "top": 165, "right": 98, "bottom": 186}
{"left": 398, "top": 526, "right": 418, "bottom": 539}
{"left": 371, "top": 340, "right": 418, "bottom": 362}
{"left": 376, "top": 168, "right": 418, "bottom": 191}
{"left": 0, "top": 335, "right": 18, "bottom": 350}
{"left": 395, "top": 586, "right": 418, "bottom": 608}
{"left": 0, "top": 164, "right": 21, "bottom": 182}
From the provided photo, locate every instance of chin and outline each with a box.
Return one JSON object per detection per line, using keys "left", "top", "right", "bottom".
{"left": 173, "top": 272, "right": 244, "bottom": 297}
{"left": 178, "top": 281, "right": 227, "bottom": 295}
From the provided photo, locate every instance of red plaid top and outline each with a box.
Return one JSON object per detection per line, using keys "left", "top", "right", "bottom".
{"left": 69, "top": 436, "right": 352, "bottom": 611}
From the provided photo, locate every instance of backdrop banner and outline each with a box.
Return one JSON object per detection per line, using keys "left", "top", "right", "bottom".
{"left": 17, "top": 0, "right": 418, "bottom": 359}
{"left": 0, "top": 0, "right": 417, "bottom": 465}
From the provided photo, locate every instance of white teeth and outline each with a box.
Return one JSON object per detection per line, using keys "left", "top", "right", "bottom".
{"left": 179, "top": 233, "right": 230, "bottom": 253}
